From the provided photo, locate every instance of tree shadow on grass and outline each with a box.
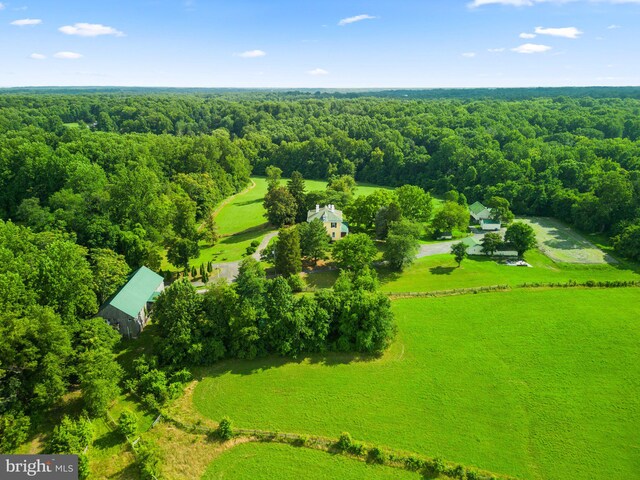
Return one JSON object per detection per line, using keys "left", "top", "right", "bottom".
{"left": 93, "top": 429, "right": 123, "bottom": 451}
{"left": 191, "top": 352, "right": 379, "bottom": 381}
{"left": 219, "top": 225, "right": 270, "bottom": 245}
{"left": 234, "top": 198, "right": 262, "bottom": 207}
{"left": 429, "top": 266, "right": 456, "bottom": 275}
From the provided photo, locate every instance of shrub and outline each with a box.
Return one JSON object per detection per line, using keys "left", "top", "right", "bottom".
{"left": 404, "top": 456, "right": 425, "bottom": 471}
{"left": 336, "top": 432, "right": 352, "bottom": 451}
{"left": 430, "top": 456, "right": 446, "bottom": 475}
{"left": 217, "top": 417, "right": 233, "bottom": 440}
{"left": 118, "top": 410, "right": 138, "bottom": 439}
{"left": 286, "top": 274, "right": 305, "bottom": 293}
{"left": 368, "top": 447, "right": 387, "bottom": 464}
{"left": 170, "top": 368, "right": 192, "bottom": 384}
{"left": 466, "top": 470, "right": 479, "bottom": 480}
{"left": 348, "top": 442, "right": 365, "bottom": 456}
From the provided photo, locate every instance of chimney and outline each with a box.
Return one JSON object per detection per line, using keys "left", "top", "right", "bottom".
{"left": 315, "top": 204, "right": 319, "bottom": 212}
{"left": 330, "top": 204, "right": 335, "bottom": 212}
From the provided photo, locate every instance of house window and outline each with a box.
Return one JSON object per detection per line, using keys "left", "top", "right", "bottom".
{"left": 331, "top": 222, "right": 337, "bottom": 228}
{"left": 332, "top": 232, "right": 336, "bottom": 238}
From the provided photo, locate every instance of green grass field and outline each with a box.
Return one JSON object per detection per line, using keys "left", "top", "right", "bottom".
{"left": 201, "top": 442, "right": 419, "bottom": 480}
{"left": 193, "top": 288, "right": 640, "bottom": 480}
{"left": 379, "top": 250, "right": 640, "bottom": 293}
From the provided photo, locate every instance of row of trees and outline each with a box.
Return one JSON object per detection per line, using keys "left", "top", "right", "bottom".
{"left": 153, "top": 258, "right": 396, "bottom": 365}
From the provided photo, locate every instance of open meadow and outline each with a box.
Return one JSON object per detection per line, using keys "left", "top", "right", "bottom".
{"left": 192, "top": 288, "right": 640, "bottom": 480}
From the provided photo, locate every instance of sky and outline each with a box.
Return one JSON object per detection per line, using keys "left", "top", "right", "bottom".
{"left": 0, "top": 0, "right": 639, "bottom": 88}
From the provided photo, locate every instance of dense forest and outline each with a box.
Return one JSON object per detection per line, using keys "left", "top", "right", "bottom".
{"left": 1, "top": 90, "right": 639, "bottom": 262}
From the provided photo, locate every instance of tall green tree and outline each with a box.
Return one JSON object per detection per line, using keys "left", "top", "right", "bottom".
{"left": 396, "top": 185, "right": 433, "bottom": 222}
{"left": 166, "top": 237, "right": 199, "bottom": 271}
{"left": 154, "top": 279, "right": 204, "bottom": 366}
{"left": 299, "top": 219, "right": 331, "bottom": 264}
{"left": 287, "top": 171, "right": 308, "bottom": 223}
{"left": 480, "top": 232, "right": 503, "bottom": 256}
{"left": 331, "top": 233, "right": 377, "bottom": 272}
{"left": 274, "top": 227, "right": 302, "bottom": 276}
{"left": 451, "top": 242, "right": 468, "bottom": 267}
{"left": 89, "top": 248, "right": 130, "bottom": 304}
{"left": 505, "top": 222, "right": 537, "bottom": 258}
{"left": 263, "top": 186, "right": 297, "bottom": 227}
{"left": 383, "top": 220, "right": 421, "bottom": 271}
{"left": 432, "top": 202, "right": 469, "bottom": 235}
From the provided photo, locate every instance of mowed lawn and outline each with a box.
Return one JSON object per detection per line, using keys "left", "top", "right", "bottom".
{"left": 380, "top": 250, "right": 640, "bottom": 293}
{"left": 201, "top": 442, "right": 419, "bottom": 480}
{"left": 193, "top": 288, "right": 640, "bottom": 480}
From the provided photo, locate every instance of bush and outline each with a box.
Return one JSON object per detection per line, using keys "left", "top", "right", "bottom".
{"left": 170, "top": 368, "right": 192, "bottom": 384}
{"left": 217, "top": 417, "right": 233, "bottom": 440}
{"left": 367, "top": 447, "right": 387, "bottom": 464}
{"left": 118, "top": 410, "right": 138, "bottom": 439}
{"left": 336, "top": 432, "right": 352, "bottom": 451}
{"left": 348, "top": 442, "right": 365, "bottom": 456}
{"left": 466, "top": 469, "right": 479, "bottom": 480}
{"left": 430, "top": 456, "right": 446, "bottom": 475}
{"left": 404, "top": 456, "right": 425, "bottom": 471}
{"left": 286, "top": 274, "right": 305, "bottom": 293}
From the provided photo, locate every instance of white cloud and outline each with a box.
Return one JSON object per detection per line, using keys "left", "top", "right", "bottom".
{"left": 535, "top": 26, "right": 583, "bottom": 38}
{"left": 11, "top": 18, "right": 41, "bottom": 26}
{"left": 236, "top": 49, "right": 266, "bottom": 58}
{"left": 0, "top": 3, "right": 5, "bottom": 10}
{"left": 308, "top": 68, "right": 329, "bottom": 76}
{"left": 488, "top": 47, "right": 506, "bottom": 52}
{"left": 520, "top": 32, "right": 537, "bottom": 38}
{"left": 29, "top": 53, "right": 46, "bottom": 60}
{"left": 338, "top": 14, "right": 376, "bottom": 26}
{"left": 59, "top": 23, "right": 125, "bottom": 37}
{"left": 54, "top": 51, "right": 83, "bottom": 59}
{"left": 511, "top": 43, "right": 552, "bottom": 53}
{"left": 607, "top": 24, "right": 621, "bottom": 29}
{"left": 462, "top": 52, "right": 476, "bottom": 57}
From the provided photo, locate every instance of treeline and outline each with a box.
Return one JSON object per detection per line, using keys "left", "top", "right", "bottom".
{"left": 2, "top": 92, "right": 639, "bottom": 260}
{"left": 153, "top": 258, "right": 396, "bottom": 367}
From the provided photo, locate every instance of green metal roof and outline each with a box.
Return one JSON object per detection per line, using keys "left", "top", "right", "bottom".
{"left": 340, "top": 223, "right": 349, "bottom": 233}
{"left": 104, "top": 266, "right": 163, "bottom": 317}
{"left": 462, "top": 236, "right": 480, "bottom": 247}
{"left": 469, "top": 201, "right": 488, "bottom": 215}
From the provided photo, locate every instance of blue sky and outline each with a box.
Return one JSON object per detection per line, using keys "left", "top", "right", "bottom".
{"left": 1, "top": 0, "right": 639, "bottom": 88}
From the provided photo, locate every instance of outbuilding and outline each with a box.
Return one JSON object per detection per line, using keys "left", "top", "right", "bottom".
{"left": 97, "top": 266, "right": 164, "bottom": 338}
